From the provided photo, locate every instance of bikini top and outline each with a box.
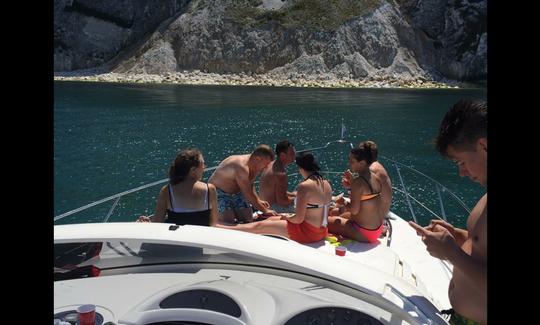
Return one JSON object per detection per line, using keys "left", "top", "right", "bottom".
{"left": 165, "top": 183, "right": 211, "bottom": 226}
{"left": 357, "top": 176, "right": 381, "bottom": 201}
{"left": 293, "top": 197, "right": 331, "bottom": 227}
{"left": 294, "top": 173, "right": 331, "bottom": 227}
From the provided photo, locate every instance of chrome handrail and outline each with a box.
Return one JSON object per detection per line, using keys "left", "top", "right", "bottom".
{"left": 394, "top": 161, "right": 418, "bottom": 223}
{"left": 378, "top": 155, "right": 470, "bottom": 214}
{"left": 54, "top": 137, "right": 470, "bottom": 224}
{"left": 296, "top": 139, "right": 354, "bottom": 153}
{"left": 53, "top": 166, "right": 218, "bottom": 222}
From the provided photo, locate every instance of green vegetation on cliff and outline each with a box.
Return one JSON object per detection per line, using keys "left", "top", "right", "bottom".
{"left": 228, "top": 0, "right": 382, "bottom": 31}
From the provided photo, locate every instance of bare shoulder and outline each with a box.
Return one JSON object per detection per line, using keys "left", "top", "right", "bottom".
{"left": 207, "top": 182, "right": 217, "bottom": 192}
{"left": 324, "top": 179, "right": 333, "bottom": 193}
{"left": 471, "top": 194, "right": 487, "bottom": 214}
{"left": 159, "top": 185, "right": 169, "bottom": 195}
{"left": 296, "top": 181, "right": 310, "bottom": 193}
{"left": 220, "top": 155, "right": 234, "bottom": 165}
{"left": 207, "top": 183, "right": 218, "bottom": 198}
{"left": 378, "top": 169, "right": 389, "bottom": 181}
{"left": 371, "top": 171, "right": 384, "bottom": 184}
{"left": 372, "top": 163, "right": 390, "bottom": 179}
{"left": 236, "top": 161, "right": 250, "bottom": 176}
{"left": 467, "top": 193, "right": 487, "bottom": 231}
{"left": 468, "top": 193, "right": 487, "bottom": 259}
{"left": 156, "top": 185, "right": 169, "bottom": 203}
{"left": 477, "top": 194, "right": 487, "bottom": 213}
{"left": 237, "top": 155, "right": 250, "bottom": 169}
{"left": 480, "top": 193, "right": 487, "bottom": 204}
{"left": 223, "top": 154, "right": 242, "bottom": 166}
{"left": 194, "top": 181, "right": 207, "bottom": 190}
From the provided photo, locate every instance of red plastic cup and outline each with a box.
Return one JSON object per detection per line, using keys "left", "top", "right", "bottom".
{"left": 77, "top": 304, "right": 96, "bottom": 325}
{"left": 335, "top": 246, "right": 347, "bottom": 256}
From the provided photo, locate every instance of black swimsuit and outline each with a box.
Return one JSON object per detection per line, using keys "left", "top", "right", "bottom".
{"left": 164, "top": 184, "right": 211, "bottom": 226}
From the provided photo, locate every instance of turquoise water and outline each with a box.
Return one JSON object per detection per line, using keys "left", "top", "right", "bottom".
{"left": 54, "top": 81, "right": 486, "bottom": 227}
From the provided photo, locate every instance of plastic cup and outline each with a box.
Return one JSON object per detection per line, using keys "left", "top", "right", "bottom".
{"left": 77, "top": 304, "right": 96, "bottom": 325}
{"left": 335, "top": 246, "right": 347, "bottom": 256}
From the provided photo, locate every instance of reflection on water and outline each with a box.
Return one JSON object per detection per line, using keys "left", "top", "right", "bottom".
{"left": 54, "top": 82, "right": 486, "bottom": 227}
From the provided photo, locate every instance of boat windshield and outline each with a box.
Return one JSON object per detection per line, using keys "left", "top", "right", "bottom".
{"left": 54, "top": 238, "right": 304, "bottom": 281}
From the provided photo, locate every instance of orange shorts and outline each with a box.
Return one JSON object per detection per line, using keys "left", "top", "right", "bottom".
{"left": 286, "top": 221, "right": 328, "bottom": 243}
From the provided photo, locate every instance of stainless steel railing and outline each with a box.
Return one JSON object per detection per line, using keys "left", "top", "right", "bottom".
{"left": 54, "top": 138, "right": 470, "bottom": 225}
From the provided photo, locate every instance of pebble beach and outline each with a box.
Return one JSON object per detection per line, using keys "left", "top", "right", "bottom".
{"left": 54, "top": 70, "right": 462, "bottom": 89}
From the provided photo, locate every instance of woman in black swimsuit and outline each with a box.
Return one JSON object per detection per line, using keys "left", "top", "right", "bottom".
{"left": 137, "top": 148, "right": 218, "bottom": 226}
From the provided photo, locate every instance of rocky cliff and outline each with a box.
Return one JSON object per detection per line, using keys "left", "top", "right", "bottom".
{"left": 54, "top": 0, "right": 486, "bottom": 83}
{"left": 54, "top": 0, "right": 191, "bottom": 71}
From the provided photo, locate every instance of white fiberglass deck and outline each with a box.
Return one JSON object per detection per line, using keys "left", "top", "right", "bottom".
{"left": 307, "top": 212, "right": 452, "bottom": 311}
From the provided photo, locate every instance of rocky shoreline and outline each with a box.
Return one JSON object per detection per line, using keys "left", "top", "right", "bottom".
{"left": 53, "top": 70, "right": 464, "bottom": 89}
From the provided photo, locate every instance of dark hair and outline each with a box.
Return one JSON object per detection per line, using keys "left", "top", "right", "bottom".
{"left": 295, "top": 152, "right": 321, "bottom": 173}
{"left": 275, "top": 140, "right": 294, "bottom": 156}
{"left": 252, "top": 144, "right": 275, "bottom": 160}
{"left": 436, "top": 100, "right": 487, "bottom": 156}
{"left": 350, "top": 141, "right": 378, "bottom": 164}
{"left": 169, "top": 148, "right": 203, "bottom": 185}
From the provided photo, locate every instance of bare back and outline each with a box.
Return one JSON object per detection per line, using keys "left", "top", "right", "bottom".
{"left": 448, "top": 194, "right": 487, "bottom": 323}
{"left": 370, "top": 161, "right": 392, "bottom": 217}
{"left": 152, "top": 181, "right": 218, "bottom": 225}
{"left": 296, "top": 177, "right": 333, "bottom": 228}
{"left": 350, "top": 171, "right": 386, "bottom": 229}
{"left": 208, "top": 155, "right": 250, "bottom": 194}
{"left": 167, "top": 181, "right": 209, "bottom": 210}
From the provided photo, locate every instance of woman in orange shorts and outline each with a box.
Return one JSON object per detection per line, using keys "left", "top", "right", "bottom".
{"left": 217, "top": 152, "right": 332, "bottom": 244}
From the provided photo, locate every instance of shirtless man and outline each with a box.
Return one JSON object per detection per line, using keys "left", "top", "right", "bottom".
{"left": 409, "top": 100, "right": 487, "bottom": 324}
{"left": 259, "top": 140, "right": 297, "bottom": 213}
{"left": 208, "top": 144, "right": 276, "bottom": 224}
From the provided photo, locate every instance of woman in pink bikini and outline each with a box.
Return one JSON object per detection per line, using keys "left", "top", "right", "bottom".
{"left": 328, "top": 141, "right": 392, "bottom": 243}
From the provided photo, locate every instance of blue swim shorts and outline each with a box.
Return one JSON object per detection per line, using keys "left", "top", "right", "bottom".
{"left": 216, "top": 188, "right": 251, "bottom": 214}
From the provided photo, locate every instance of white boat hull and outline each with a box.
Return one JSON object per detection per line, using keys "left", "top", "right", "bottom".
{"left": 54, "top": 213, "right": 451, "bottom": 325}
